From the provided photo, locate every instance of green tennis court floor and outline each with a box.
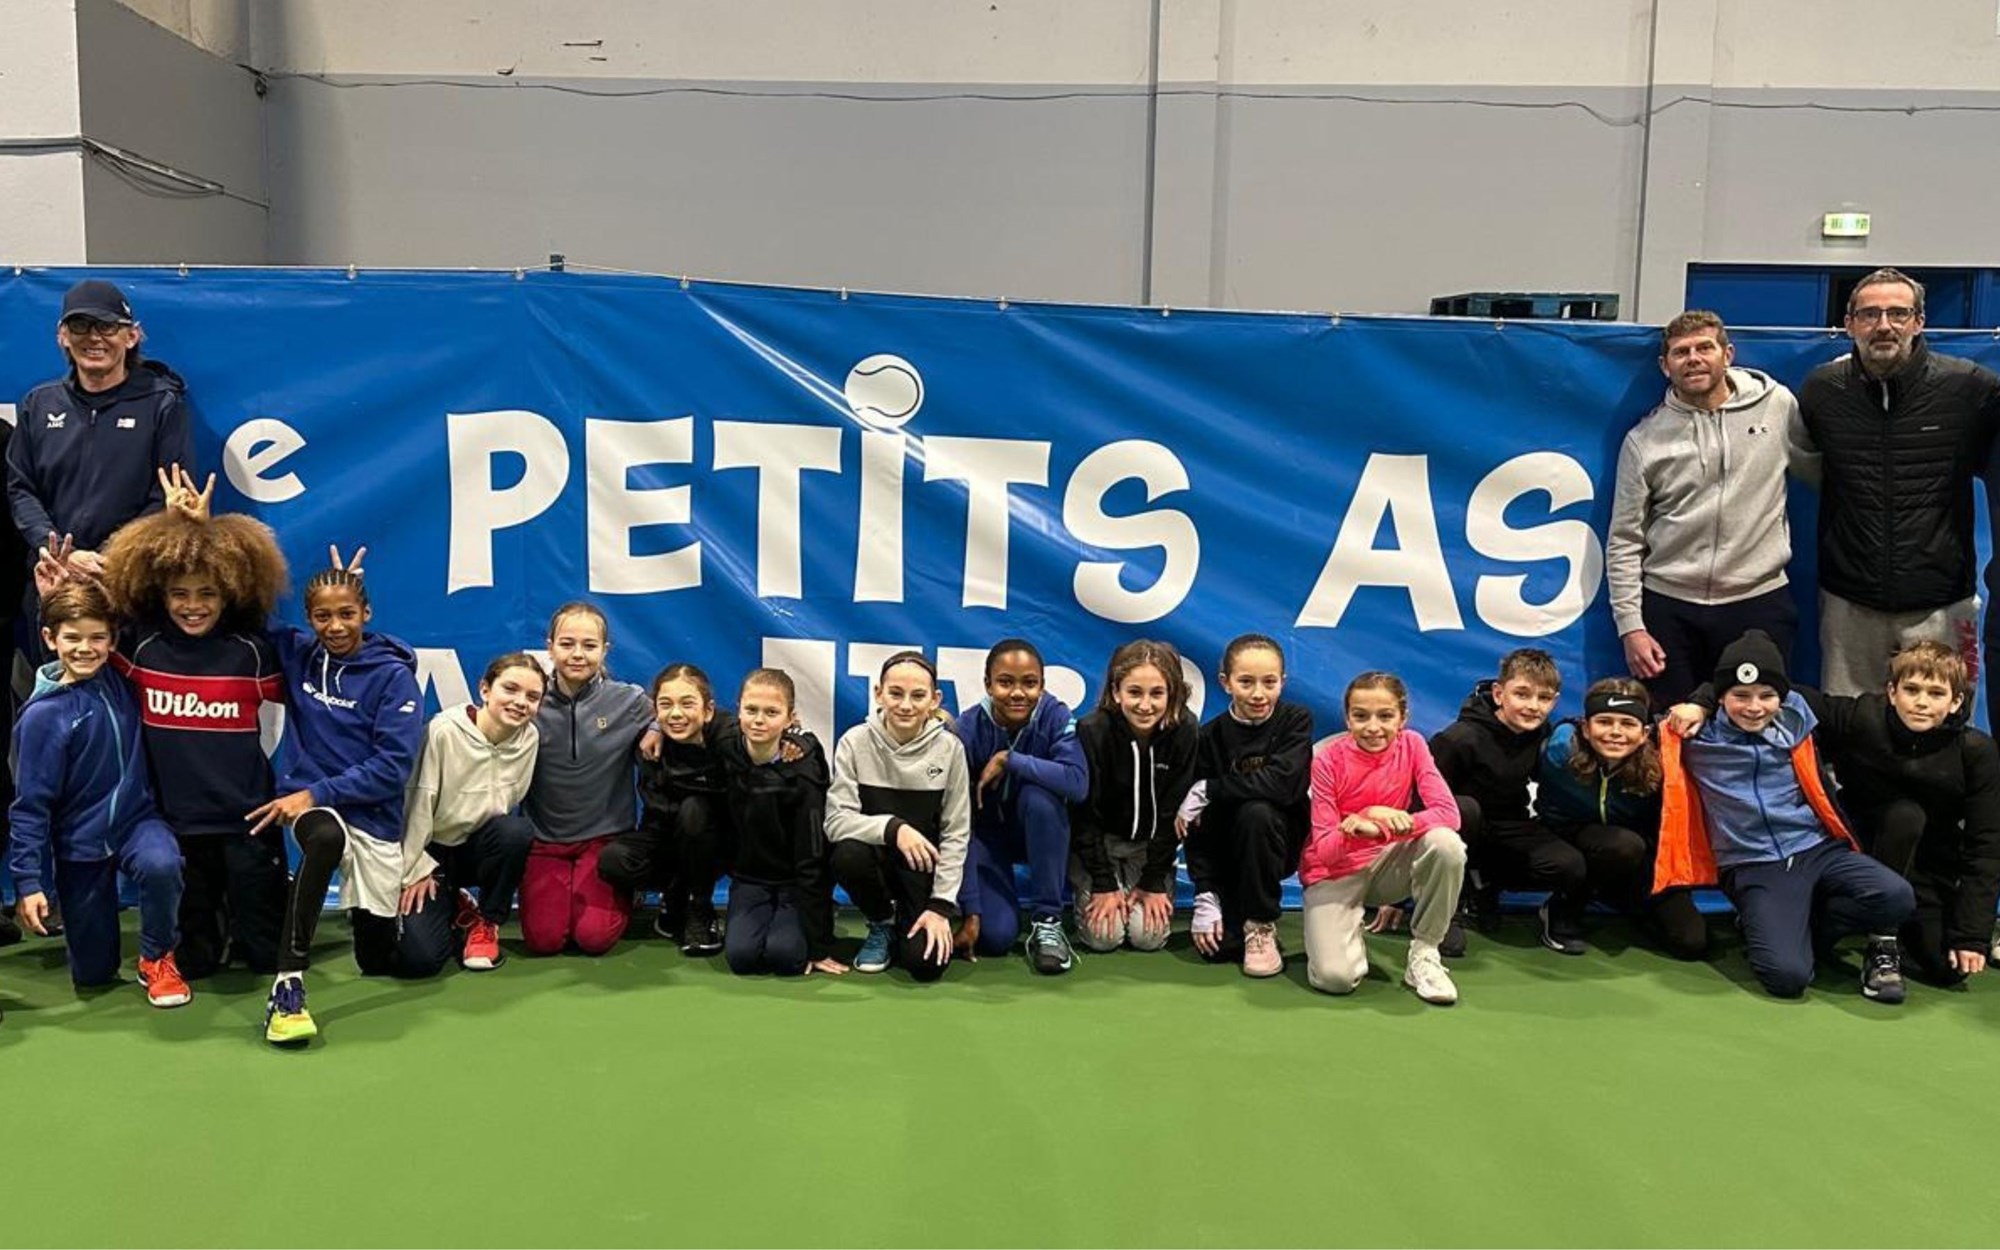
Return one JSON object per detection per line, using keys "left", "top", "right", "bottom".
{"left": 1, "top": 911, "right": 1993, "bottom": 1248}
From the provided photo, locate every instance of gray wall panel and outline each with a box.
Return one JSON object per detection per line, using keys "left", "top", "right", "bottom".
{"left": 75, "top": 0, "right": 266, "bottom": 263}
{"left": 264, "top": 78, "right": 1151, "bottom": 303}
{"left": 1209, "top": 88, "right": 1648, "bottom": 314}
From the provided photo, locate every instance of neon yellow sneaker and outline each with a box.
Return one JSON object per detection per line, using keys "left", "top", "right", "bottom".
{"left": 263, "top": 976, "right": 318, "bottom": 1046}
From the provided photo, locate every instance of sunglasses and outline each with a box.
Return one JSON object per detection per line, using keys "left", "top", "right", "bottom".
{"left": 61, "top": 316, "right": 132, "bottom": 338}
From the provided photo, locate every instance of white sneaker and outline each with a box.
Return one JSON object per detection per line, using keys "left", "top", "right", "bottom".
{"left": 1403, "top": 944, "right": 1458, "bottom": 1006}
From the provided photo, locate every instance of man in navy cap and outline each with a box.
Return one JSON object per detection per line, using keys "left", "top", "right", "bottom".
{"left": 1, "top": 280, "right": 189, "bottom": 943}
{"left": 8, "top": 278, "right": 190, "bottom": 577}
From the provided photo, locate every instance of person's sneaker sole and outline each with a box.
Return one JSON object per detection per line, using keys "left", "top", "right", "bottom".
{"left": 1404, "top": 975, "right": 1458, "bottom": 1006}
{"left": 461, "top": 953, "right": 503, "bottom": 972}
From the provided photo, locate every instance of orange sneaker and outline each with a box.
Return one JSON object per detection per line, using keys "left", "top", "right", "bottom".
{"left": 461, "top": 916, "right": 503, "bottom": 971}
{"left": 138, "top": 951, "right": 192, "bottom": 1008}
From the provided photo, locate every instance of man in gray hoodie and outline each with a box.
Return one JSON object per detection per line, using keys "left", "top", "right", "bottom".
{"left": 1606, "top": 311, "right": 1804, "bottom": 705}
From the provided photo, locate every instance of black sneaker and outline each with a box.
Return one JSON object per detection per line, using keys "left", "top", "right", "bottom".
{"left": 680, "top": 909, "right": 723, "bottom": 956}
{"left": 0, "top": 910, "right": 21, "bottom": 948}
{"left": 1537, "top": 901, "right": 1586, "bottom": 956}
{"left": 1861, "top": 937, "right": 1906, "bottom": 1004}
{"left": 1027, "top": 917, "right": 1076, "bottom": 975}
{"left": 1439, "top": 917, "right": 1467, "bottom": 959}
{"left": 1463, "top": 881, "right": 1502, "bottom": 935}
{"left": 652, "top": 899, "right": 686, "bottom": 942}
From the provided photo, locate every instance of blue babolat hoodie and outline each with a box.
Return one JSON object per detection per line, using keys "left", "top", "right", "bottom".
{"left": 7, "top": 663, "right": 162, "bottom": 897}
{"left": 1680, "top": 690, "right": 1833, "bottom": 869}
{"left": 957, "top": 692, "right": 1090, "bottom": 837}
{"left": 272, "top": 627, "right": 425, "bottom": 843}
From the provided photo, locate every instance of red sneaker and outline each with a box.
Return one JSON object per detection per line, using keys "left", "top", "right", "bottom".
{"left": 137, "top": 950, "right": 192, "bottom": 1007}
{"left": 461, "top": 916, "right": 503, "bottom": 971}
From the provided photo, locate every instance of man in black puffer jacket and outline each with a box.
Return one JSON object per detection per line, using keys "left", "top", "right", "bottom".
{"left": 1793, "top": 267, "right": 2000, "bottom": 703}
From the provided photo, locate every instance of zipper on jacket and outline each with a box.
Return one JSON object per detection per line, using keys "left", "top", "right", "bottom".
{"left": 1879, "top": 383, "right": 1895, "bottom": 595}
{"left": 1750, "top": 745, "right": 1782, "bottom": 861}
{"left": 98, "top": 682, "right": 123, "bottom": 832}
{"left": 1597, "top": 774, "right": 1609, "bottom": 824}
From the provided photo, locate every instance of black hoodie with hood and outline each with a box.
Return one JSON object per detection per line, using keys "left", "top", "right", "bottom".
{"left": 1801, "top": 687, "right": 2000, "bottom": 953}
{"left": 1429, "top": 680, "right": 1550, "bottom": 823}
{"left": 1071, "top": 708, "right": 1198, "bottom": 895}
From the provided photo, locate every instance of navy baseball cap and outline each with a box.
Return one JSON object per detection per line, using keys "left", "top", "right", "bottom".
{"left": 59, "top": 279, "right": 135, "bottom": 325}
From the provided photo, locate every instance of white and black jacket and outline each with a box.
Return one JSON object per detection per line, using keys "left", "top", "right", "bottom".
{"left": 824, "top": 712, "right": 972, "bottom": 918}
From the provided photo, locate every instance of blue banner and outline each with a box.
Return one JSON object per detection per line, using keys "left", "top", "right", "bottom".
{"left": 4, "top": 268, "right": 1996, "bottom": 745}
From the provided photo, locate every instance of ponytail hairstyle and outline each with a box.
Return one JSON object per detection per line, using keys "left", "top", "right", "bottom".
{"left": 740, "top": 666, "right": 797, "bottom": 713}
{"left": 1221, "top": 632, "right": 1285, "bottom": 676}
{"left": 1567, "top": 676, "right": 1661, "bottom": 795}
{"left": 1095, "top": 639, "right": 1190, "bottom": 728}
{"left": 1342, "top": 670, "right": 1409, "bottom": 716}
{"left": 650, "top": 662, "right": 715, "bottom": 708}
{"left": 877, "top": 649, "right": 955, "bottom": 732}
{"left": 547, "top": 600, "right": 613, "bottom": 679}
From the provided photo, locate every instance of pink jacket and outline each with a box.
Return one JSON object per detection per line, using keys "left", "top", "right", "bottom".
{"left": 1302, "top": 730, "right": 1461, "bottom": 886}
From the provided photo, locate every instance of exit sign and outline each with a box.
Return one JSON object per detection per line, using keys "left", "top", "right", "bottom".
{"left": 1822, "top": 212, "right": 1871, "bottom": 238}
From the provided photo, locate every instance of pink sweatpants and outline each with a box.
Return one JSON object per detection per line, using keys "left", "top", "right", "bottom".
{"left": 519, "top": 836, "right": 631, "bottom": 955}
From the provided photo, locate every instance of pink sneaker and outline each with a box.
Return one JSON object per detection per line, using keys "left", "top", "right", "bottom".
{"left": 1242, "top": 920, "right": 1283, "bottom": 978}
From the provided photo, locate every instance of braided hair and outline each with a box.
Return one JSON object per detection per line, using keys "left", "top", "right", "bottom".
{"left": 304, "top": 566, "right": 369, "bottom": 609}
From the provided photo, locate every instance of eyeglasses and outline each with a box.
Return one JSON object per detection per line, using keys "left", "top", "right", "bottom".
{"left": 61, "top": 316, "right": 131, "bottom": 338}
{"left": 1847, "top": 306, "right": 1917, "bottom": 326}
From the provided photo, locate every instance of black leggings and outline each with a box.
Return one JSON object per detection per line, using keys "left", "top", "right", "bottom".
{"left": 278, "top": 810, "right": 349, "bottom": 975}
{"left": 828, "top": 840, "right": 948, "bottom": 982}
{"left": 599, "top": 795, "right": 724, "bottom": 917}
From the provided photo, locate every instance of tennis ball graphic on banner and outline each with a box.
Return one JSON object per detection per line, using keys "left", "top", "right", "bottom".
{"left": 844, "top": 354, "right": 924, "bottom": 429}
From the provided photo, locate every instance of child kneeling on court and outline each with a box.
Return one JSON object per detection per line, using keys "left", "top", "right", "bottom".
{"left": 1536, "top": 678, "right": 1708, "bottom": 960}
{"left": 1811, "top": 642, "right": 2000, "bottom": 986}
{"left": 390, "top": 653, "right": 545, "bottom": 976}
{"left": 1070, "top": 640, "right": 1197, "bottom": 954}
{"left": 720, "top": 669, "right": 829, "bottom": 976}
{"left": 1302, "top": 672, "right": 1463, "bottom": 1004}
{"left": 826, "top": 651, "right": 971, "bottom": 981}
{"left": 1179, "top": 634, "right": 1313, "bottom": 977}
{"left": 1659, "top": 631, "right": 1915, "bottom": 1002}
{"left": 956, "top": 638, "right": 1089, "bottom": 973}
{"left": 8, "top": 581, "right": 190, "bottom": 1007}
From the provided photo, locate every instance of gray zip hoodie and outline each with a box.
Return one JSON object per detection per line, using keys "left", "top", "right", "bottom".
{"left": 1606, "top": 366, "right": 1800, "bottom": 636}
{"left": 824, "top": 711, "right": 972, "bottom": 917}
{"left": 526, "top": 671, "right": 653, "bottom": 843}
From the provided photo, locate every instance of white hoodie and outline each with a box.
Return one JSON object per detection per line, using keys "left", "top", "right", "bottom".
{"left": 400, "top": 705, "right": 539, "bottom": 887}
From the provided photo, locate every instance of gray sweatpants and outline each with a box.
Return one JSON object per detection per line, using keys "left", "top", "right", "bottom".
{"left": 1818, "top": 590, "right": 1979, "bottom": 703}
{"left": 1067, "top": 841, "right": 1172, "bottom": 952}
{"left": 1301, "top": 828, "right": 1465, "bottom": 994}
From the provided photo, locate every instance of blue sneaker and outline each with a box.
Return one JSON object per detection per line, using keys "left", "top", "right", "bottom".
{"left": 854, "top": 921, "right": 894, "bottom": 973}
